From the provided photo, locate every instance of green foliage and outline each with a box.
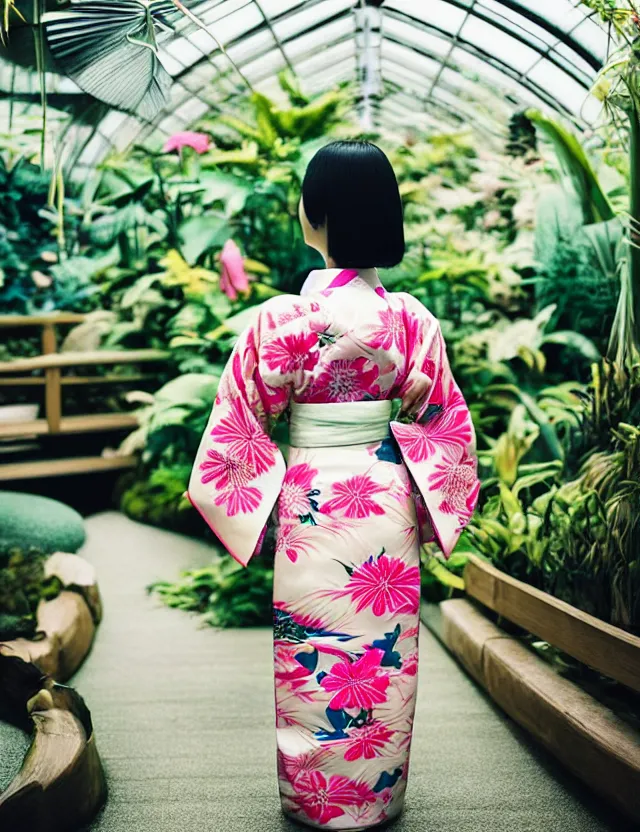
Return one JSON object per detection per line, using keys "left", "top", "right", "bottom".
{"left": 119, "top": 465, "right": 201, "bottom": 536}
{"left": 148, "top": 548, "right": 274, "bottom": 628}
{"left": 0, "top": 546, "right": 62, "bottom": 640}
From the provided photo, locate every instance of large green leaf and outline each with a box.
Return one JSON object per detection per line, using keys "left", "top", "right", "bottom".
{"left": 197, "top": 171, "right": 253, "bottom": 215}
{"left": 179, "top": 213, "right": 229, "bottom": 265}
{"left": 526, "top": 108, "right": 614, "bottom": 224}
{"left": 43, "top": 0, "right": 181, "bottom": 120}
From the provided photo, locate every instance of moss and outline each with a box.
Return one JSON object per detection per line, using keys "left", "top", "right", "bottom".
{"left": 0, "top": 492, "right": 86, "bottom": 554}
{"left": 0, "top": 546, "right": 62, "bottom": 641}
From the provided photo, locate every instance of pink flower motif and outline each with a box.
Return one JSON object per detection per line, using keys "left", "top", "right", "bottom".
{"left": 262, "top": 332, "right": 320, "bottom": 376}
{"left": 320, "top": 648, "right": 390, "bottom": 710}
{"left": 215, "top": 484, "right": 262, "bottom": 516}
{"left": 307, "top": 357, "right": 380, "bottom": 403}
{"left": 219, "top": 240, "right": 254, "bottom": 300}
{"left": 344, "top": 721, "right": 396, "bottom": 761}
{"left": 277, "top": 748, "right": 331, "bottom": 784}
{"left": 320, "top": 474, "right": 385, "bottom": 519}
{"left": 365, "top": 307, "right": 405, "bottom": 351}
{"left": 199, "top": 447, "right": 254, "bottom": 488}
{"left": 393, "top": 406, "right": 473, "bottom": 463}
{"left": 199, "top": 448, "right": 262, "bottom": 516}
{"left": 276, "top": 523, "right": 316, "bottom": 563}
{"left": 279, "top": 463, "right": 318, "bottom": 519}
{"left": 210, "top": 399, "right": 277, "bottom": 476}
{"left": 343, "top": 553, "right": 421, "bottom": 616}
{"left": 291, "top": 770, "right": 376, "bottom": 825}
{"left": 429, "top": 446, "right": 478, "bottom": 516}
{"left": 162, "top": 131, "right": 212, "bottom": 154}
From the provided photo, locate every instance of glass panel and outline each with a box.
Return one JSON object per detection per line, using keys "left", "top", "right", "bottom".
{"left": 460, "top": 16, "right": 540, "bottom": 73}
{"left": 273, "top": 0, "right": 353, "bottom": 43}
{"left": 283, "top": 16, "right": 354, "bottom": 60}
{"left": 384, "top": 0, "right": 468, "bottom": 35}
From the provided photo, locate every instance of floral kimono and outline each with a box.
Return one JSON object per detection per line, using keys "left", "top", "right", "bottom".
{"left": 189, "top": 268, "right": 479, "bottom": 830}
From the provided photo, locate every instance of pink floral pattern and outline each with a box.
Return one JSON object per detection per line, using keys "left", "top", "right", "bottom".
{"left": 320, "top": 649, "right": 390, "bottom": 711}
{"left": 342, "top": 553, "right": 421, "bottom": 616}
{"left": 188, "top": 268, "right": 479, "bottom": 828}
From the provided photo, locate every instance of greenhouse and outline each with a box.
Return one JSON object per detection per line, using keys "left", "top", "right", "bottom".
{"left": 1, "top": 0, "right": 640, "bottom": 830}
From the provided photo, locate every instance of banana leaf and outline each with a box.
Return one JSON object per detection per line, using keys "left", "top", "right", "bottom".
{"left": 42, "top": 0, "right": 182, "bottom": 120}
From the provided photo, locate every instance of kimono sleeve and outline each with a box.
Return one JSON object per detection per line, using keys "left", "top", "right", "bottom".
{"left": 187, "top": 310, "right": 287, "bottom": 567}
{"left": 390, "top": 312, "right": 479, "bottom": 558}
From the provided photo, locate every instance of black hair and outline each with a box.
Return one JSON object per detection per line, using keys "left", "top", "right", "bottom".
{"left": 301, "top": 140, "right": 405, "bottom": 269}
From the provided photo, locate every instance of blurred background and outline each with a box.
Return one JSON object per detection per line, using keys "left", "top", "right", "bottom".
{"left": 0, "top": 2, "right": 639, "bottom": 831}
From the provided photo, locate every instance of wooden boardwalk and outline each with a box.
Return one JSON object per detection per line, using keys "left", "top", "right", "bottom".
{"left": 3, "top": 512, "right": 630, "bottom": 831}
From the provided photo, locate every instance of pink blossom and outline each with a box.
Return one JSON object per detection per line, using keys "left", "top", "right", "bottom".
{"left": 343, "top": 553, "right": 421, "bottom": 616}
{"left": 279, "top": 463, "right": 318, "bottom": 519}
{"left": 262, "top": 332, "right": 320, "bottom": 376}
{"left": 276, "top": 523, "right": 316, "bottom": 564}
{"left": 429, "top": 446, "right": 478, "bottom": 516}
{"left": 320, "top": 648, "right": 390, "bottom": 710}
{"left": 210, "top": 399, "right": 277, "bottom": 476}
{"left": 162, "top": 131, "right": 211, "bottom": 154}
{"left": 393, "top": 406, "right": 473, "bottom": 463}
{"left": 365, "top": 307, "right": 405, "bottom": 351}
{"left": 199, "top": 448, "right": 262, "bottom": 516}
{"left": 344, "top": 721, "right": 395, "bottom": 761}
{"left": 320, "top": 474, "right": 385, "bottom": 519}
{"left": 277, "top": 748, "right": 331, "bottom": 784}
{"left": 291, "top": 770, "right": 376, "bottom": 826}
{"left": 307, "top": 357, "right": 380, "bottom": 403}
{"left": 219, "top": 240, "right": 253, "bottom": 300}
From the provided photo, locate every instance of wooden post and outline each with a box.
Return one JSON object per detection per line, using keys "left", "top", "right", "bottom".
{"left": 42, "top": 322, "right": 61, "bottom": 434}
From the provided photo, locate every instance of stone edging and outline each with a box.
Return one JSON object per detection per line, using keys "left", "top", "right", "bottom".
{"left": 0, "top": 553, "right": 106, "bottom": 830}
{"left": 420, "top": 598, "right": 640, "bottom": 822}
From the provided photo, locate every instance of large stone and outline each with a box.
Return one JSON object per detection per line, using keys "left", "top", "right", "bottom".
{"left": 0, "top": 492, "right": 86, "bottom": 555}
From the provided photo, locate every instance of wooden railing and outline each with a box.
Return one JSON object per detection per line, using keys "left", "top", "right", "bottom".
{"left": 0, "top": 314, "right": 169, "bottom": 481}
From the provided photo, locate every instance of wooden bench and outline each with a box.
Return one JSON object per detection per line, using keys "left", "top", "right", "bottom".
{"left": 0, "top": 314, "right": 169, "bottom": 481}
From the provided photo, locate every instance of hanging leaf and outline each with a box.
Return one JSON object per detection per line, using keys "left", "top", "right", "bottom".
{"left": 43, "top": 0, "right": 181, "bottom": 120}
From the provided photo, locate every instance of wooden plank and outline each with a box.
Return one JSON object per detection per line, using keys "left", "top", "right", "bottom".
{"left": 0, "top": 313, "right": 86, "bottom": 328}
{"left": 0, "top": 349, "right": 169, "bottom": 372}
{"left": 0, "top": 454, "right": 136, "bottom": 481}
{"left": 0, "top": 412, "right": 138, "bottom": 439}
{"left": 464, "top": 555, "right": 640, "bottom": 693}
{"left": 45, "top": 367, "right": 62, "bottom": 433}
{"left": 0, "top": 377, "right": 45, "bottom": 386}
{"left": 0, "top": 374, "right": 153, "bottom": 387}
{"left": 441, "top": 598, "right": 640, "bottom": 822}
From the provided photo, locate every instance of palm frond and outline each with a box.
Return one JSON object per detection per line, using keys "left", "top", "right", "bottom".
{"left": 42, "top": 0, "right": 180, "bottom": 120}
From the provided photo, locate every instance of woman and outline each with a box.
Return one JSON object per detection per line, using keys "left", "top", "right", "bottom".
{"left": 188, "top": 140, "right": 479, "bottom": 830}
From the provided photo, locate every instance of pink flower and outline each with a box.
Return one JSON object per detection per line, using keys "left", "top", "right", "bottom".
{"left": 320, "top": 474, "right": 385, "bottom": 519}
{"left": 344, "top": 721, "right": 395, "bottom": 761}
{"left": 365, "top": 307, "right": 405, "bottom": 351}
{"left": 279, "top": 463, "right": 318, "bottom": 519}
{"left": 307, "top": 357, "right": 380, "bottom": 403}
{"left": 428, "top": 446, "right": 478, "bottom": 516}
{"left": 199, "top": 448, "right": 262, "bottom": 516}
{"left": 291, "top": 770, "right": 376, "bottom": 825}
{"left": 276, "top": 523, "right": 316, "bottom": 563}
{"left": 262, "top": 332, "right": 320, "bottom": 376}
{"left": 210, "top": 399, "right": 277, "bottom": 476}
{"left": 219, "top": 240, "right": 253, "bottom": 300}
{"left": 343, "top": 553, "right": 420, "bottom": 616}
{"left": 199, "top": 447, "right": 254, "bottom": 488}
{"left": 277, "top": 748, "right": 331, "bottom": 784}
{"left": 393, "top": 406, "right": 473, "bottom": 463}
{"left": 163, "top": 131, "right": 211, "bottom": 154}
{"left": 320, "top": 648, "right": 390, "bottom": 710}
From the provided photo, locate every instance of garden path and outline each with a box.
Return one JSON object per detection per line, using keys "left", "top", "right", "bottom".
{"left": 64, "top": 514, "right": 634, "bottom": 830}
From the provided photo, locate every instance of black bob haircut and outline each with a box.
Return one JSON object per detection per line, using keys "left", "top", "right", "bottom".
{"left": 301, "top": 140, "right": 405, "bottom": 269}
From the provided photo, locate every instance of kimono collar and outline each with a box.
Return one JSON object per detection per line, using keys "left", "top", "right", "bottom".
{"left": 300, "top": 268, "right": 385, "bottom": 298}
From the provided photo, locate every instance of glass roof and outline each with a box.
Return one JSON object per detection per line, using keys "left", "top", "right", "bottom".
{"left": 0, "top": 0, "right": 609, "bottom": 166}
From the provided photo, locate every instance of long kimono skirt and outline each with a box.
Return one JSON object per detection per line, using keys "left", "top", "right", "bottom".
{"left": 273, "top": 400, "right": 421, "bottom": 830}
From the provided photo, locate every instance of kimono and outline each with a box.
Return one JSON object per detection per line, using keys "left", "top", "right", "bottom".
{"left": 188, "top": 268, "right": 479, "bottom": 830}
